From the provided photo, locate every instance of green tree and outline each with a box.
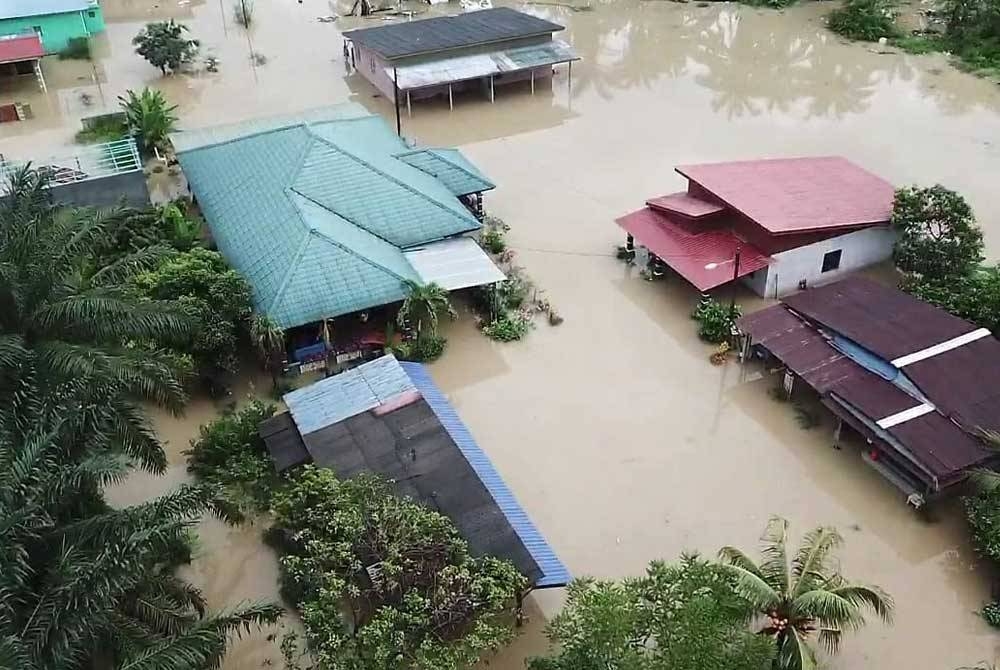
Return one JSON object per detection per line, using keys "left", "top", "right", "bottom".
{"left": 249, "top": 314, "right": 286, "bottom": 388}
{"left": 133, "top": 20, "right": 200, "bottom": 75}
{"left": 270, "top": 467, "right": 526, "bottom": 670}
{"left": 902, "top": 265, "right": 1000, "bottom": 333}
{"left": 130, "top": 247, "right": 253, "bottom": 390}
{"left": 120, "top": 88, "right": 179, "bottom": 155}
{"left": 397, "top": 280, "right": 456, "bottom": 340}
{"left": 892, "top": 185, "right": 984, "bottom": 282}
{"left": 0, "top": 167, "right": 189, "bottom": 472}
{"left": 529, "top": 555, "right": 775, "bottom": 670}
{"left": 718, "top": 517, "right": 894, "bottom": 670}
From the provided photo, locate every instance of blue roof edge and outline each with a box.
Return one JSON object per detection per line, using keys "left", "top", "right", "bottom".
{"left": 399, "top": 361, "right": 570, "bottom": 589}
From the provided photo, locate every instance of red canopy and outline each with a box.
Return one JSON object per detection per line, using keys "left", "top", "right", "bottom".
{"left": 0, "top": 34, "right": 45, "bottom": 65}
{"left": 616, "top": 207, "right": 770, "bottom": 291}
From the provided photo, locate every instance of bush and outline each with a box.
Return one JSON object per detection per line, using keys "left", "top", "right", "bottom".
{"left": 966, "top": 486, "right": 1000, "bottom": 562}
{"left": 271, "top": 468, "right": 527, "bottom": 670}
{"left": 120, "top": 87, "right": 179, "bottom": 155}
{"left": 59, "top": 37, "right": 91, "bottom": 60}
{"left": 186, "top": 399, "right": 278, "bottom": 514}
{"left": 828, "top": 0, "right": 901, "bottom": 41}
{"left": 482, "top": 310, "right": 533, "bottom": 342}
{"left": 480, "top": 216, "right": 509, "bottom": 254}
{"left": 393, "top": 334, "right": 447, "bottom": 362}
{"left": 692, "top": 296, "right": 739, "bottom": 344}
{"left": 74, "top": 115, "right": 129, "bottom": 144}
{"left": 983, "top": 601, "right": 1000, "bottom": 627}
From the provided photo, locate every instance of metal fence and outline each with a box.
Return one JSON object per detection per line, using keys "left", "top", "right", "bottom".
{"left": 0, "top": 138, "right": 142, "bottom": 187}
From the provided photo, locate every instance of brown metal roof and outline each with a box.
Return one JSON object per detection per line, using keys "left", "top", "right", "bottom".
{"left": 740, "top": 277, "right": 999, "bottom": 488}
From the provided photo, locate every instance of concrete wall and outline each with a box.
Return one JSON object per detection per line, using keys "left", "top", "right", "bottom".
{"left": 0, "top": 3, "right": 104, "bottom": 53}
{"left": 744, "top": 225, "right": 897, "bottom": 298}
{"left": 50, "top": 171, "right": 149, "bottom": 208}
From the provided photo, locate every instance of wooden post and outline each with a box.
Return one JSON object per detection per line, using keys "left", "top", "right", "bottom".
{"left": 568, "top": 61, "right": 572, "bottom": 96}
{"left": 393, "top": 67, "right": 401, "bottom": 136}
{"left": 530, "top": 69, "right": 534, "bottom": 95}
{"left": 448, "top": 84, "right": 453, "bottom": 110}
{"left": 729, "top": 245, "right": 741, "bottom": 318}
{"left": 490, "top": 75, "right": 494, "bottom": 103}
{"left": 406, "top": 90, "right": 411, "bottom": 117}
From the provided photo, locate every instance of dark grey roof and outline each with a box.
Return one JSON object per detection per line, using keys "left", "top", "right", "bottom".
{"left": 343, "top": 8, "right": 565, "bottom": 61}
{"left": 260, "top": 397, "right": 543, "bottom": 584}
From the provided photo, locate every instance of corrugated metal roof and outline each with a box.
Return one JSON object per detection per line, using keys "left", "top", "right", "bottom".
{"left": 395, "top": 148, "right": 495, "bottom": 196}
{"left": 646, "top": 192, "right": 725, "bottom": 219}
{"left": 675, "top": 157, "right": 894, "bottom": 235}
{"left": 0, "top": 33, "right": 43, "bottom": 64}
{"left": 0, "top": 0, "right": 92, "bottom": 20}
{"left": 173, "top": 106, "right": 484, "bottom": 327}
{"left": 616, "top": 206, "right": 770, "bottom": 291}
{"left": 403, "top": 237, "right": 505, "bottom": 290}
{"left": 284, "top": 354, "right": 415, "bottom": 435}
{"left": 401, "top": 361, "right": 571, "bottom": 588}
{"left": 389, "top": 39, "right": 579, "bottom": 91}
{"left": 344, "top": 7, "right": 564, "bottom": 60}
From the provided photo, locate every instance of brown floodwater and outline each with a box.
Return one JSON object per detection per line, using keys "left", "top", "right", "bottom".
{"left": 13, "top": 0, "right": 1000, "bottom": 667}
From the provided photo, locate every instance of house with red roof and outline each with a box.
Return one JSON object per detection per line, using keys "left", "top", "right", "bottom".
{"left": 616, "top": 157, "right": 897, "bottom": 297}
{"left": 739, "top": 276, "right": 999, "bottom": 507}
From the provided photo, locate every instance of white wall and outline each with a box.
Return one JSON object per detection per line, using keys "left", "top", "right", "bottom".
{"left": 745, "top": 225, "right": 897, "bottom": 298}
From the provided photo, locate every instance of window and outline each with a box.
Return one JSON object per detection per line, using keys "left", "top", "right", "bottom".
{"left": 88, "top": 10, "right": 96, "bottom": 17}
{"left": 32, "top": 25, "right": 42, "bottom": 35}
{"left": 821, "top": 249, "right": 842, "bottom": 273}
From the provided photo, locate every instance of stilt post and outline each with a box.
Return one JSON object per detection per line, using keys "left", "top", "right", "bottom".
{"left": 448, "top": 84, "right": 453, "bottom": 110}
{"left": 393, "top": 67, "right": 401, "bottom": 136}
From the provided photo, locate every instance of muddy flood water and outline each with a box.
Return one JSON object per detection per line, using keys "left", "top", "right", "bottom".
{"left": 9, "top": 0, "right": 1000, "bottom": 667}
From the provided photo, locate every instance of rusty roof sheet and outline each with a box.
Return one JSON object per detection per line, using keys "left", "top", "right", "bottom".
{"left": 616, "top": 207, "right": 770, "bottom": 291}
{"left": 675, "top": 157, "right": 893, "bottom": 235}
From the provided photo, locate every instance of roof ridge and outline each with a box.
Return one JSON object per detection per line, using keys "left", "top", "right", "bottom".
{"left": 288, "top": 188, "right": 413, "bottom": 283}
{"left": 304, "top": 127, "right": 477, "bottom": 231}
{"left": 396, "top": 147, "right": 487, "bottom": 189}
{"left": 265, "top": 226, "right": 314, "bottom": 317}
{"left": 176, "top": 122, "right": 312, "bottom": 155}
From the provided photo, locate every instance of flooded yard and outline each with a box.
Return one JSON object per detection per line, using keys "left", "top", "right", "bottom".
{"left": 8, "top": 0, "right": 1000, "bottom": 667}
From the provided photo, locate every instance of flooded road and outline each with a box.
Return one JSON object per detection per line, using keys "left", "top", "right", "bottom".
{"left": 10, "top": 0, "right": 1000, "bottom": 667}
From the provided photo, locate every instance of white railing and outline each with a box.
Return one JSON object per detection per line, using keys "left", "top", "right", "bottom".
{"left": 0, "top": 138, "right": 142, "bottom": 187}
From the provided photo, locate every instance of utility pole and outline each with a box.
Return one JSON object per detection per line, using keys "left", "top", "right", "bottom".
{"left": 393, "top": 67, "right": 401, "bottom": 137}
{"left": 729, "top": 244, "right": 742, "bottom": 318}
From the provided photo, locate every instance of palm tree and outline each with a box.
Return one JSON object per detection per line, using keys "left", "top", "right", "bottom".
{"left": 0, "top": 167, "right": 190, "bottom": 471}
{"left": 0, "top": 407, "right": 283, "bottom": 670}
{"left": 249, "top": 314, "right": 285, "bottom": 387}
{"left": 718, "top": 517, "right": 893, "bottom": 670}
{"left": 120, "top": 88, "right": 178, "bottom": 154}
{"left": 397, "top": 280, "right": 456, "bottom": 340}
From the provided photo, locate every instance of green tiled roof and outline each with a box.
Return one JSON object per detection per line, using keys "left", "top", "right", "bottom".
{"left": 396, "top": 148, "right": 496, "bottom": 197}
{"left": 173, "top": 106, "right": 490, "bottom": 328}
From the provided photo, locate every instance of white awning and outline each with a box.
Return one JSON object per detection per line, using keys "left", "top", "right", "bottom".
{"left": 403, "top": 237, "right": 505, "bottom": 291}
{"left": 387, "top": 39, "right": 579, "bottom": 91}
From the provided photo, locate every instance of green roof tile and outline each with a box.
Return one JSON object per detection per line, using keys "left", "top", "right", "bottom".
{"left": 395, "top": 148, "right": 496, "bottom": 196}
{"left": 174, "top": 106, "right": 488, "bottom": 328}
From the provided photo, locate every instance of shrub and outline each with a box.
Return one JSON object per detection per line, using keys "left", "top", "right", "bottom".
{"left": 59, "top": 36, "right": 91, "bottom": 60}
{"left": 966, "top": 486, "right": 1000, "bottom": 562}
{"left": 480, "top": 216, "right": 510, "bottom": 254}
{"left": 828, "top": 0, "right": 901, "bottom": 41}
{"left": 984, "top": 601, "right": 1000, "bottom": 627}
{"left": 74, "top": 115, "right": 129, "bottom": 144}
{"left": 692, "top": 296, "right": 739, "bottom": 344}
{"left": 393, "top": 334, "right": 447, "bottom": 362}
{"left": 271, "top": 468, "right": 527, "bottom": 670}
{"left": 482, "top": 310, "right": 534, "bottom": 342}
{"left": 186, "top": 399, "right": 278, "bottom": 514}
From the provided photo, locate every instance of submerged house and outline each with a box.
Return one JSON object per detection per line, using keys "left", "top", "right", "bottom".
{"left": 172, "top": 104, "right": 504, "bottom": 362}
{"left": 739, "top": 277, "right": 999, "bottom": 506}
{"left": 616, "top": 157, "right": 897, "bottom": 298}
{"left": 343, "top": 8, "right": 579, "bottom": 111}
{"left": 0, "top": 32, "right": 44, "bottom": 91}
{"left": 0, "top": 0, "right": 105, "bottom": 54}
{"left": 260, "top": 354, "right": 570, "bottom": 589}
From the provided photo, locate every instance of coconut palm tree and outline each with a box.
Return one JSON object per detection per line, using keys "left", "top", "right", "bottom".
{"left": 397, "top": 280, "right": 456, "bottom": 340}
{"left": 0, "top": 167, "right": 189, "bottom": 471}
{"left": 249, "top": 314, "right": 285, "bottom": 387}
{"left": 718, "top": 517, "right": 894, "bottom": 670}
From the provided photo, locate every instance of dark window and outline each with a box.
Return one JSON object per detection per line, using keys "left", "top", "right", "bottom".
{"left": 88, "top": 10, "right": 96, "bottom": 17}
{"left": 822, "top": 249, "right": 842, "bottom": 273}
{"left": 32, "top": 25, "right": 42, "bottom": 35}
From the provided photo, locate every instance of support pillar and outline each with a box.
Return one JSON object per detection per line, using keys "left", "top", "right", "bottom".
{"left": 624, "top": 233, "right": 635, "bottom": 261}
{"left": 833, "top": 418, "right": 843, "bottom": 450}
{"left": 448, "top": 84, "right": 453, "bottom": 110}
{"left": 530, "top": 69, "right": 535, "bottom": 95}
{"left": 490, "top": 75, "right": 494, "bottom": 103}
{"left": 34, "top": 60, "right": 46, "bottom": 93}
{"left": 568, "top": 60, "right": 572, "bottom": 97}
{"left": 406, "top": 90, "right": 411, "bottom": 117}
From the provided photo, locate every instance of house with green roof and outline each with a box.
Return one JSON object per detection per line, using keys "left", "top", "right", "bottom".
{"left": 172, "top": 104, "right": 503, "bottom": 332}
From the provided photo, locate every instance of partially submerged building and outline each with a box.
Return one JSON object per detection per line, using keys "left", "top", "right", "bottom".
{"left": 0, "top": 0, "right": 105, "bottom": 54}
{"left": 343, "top": 8, "right": 579, "bottom": 111}
{"left": 738, "top": 277, "right": 999, "bottom": 506}
{"left": 616, "top": 157, "right": 897, "bottom": 297}
{"left": 0, "top": 33, "right": 45, "bottom": 92}
{"left": 260, "top": 354, "right": 570, "bottom": 589}
{"left": 172, "top": 105, "right": 504, "bottom": 360}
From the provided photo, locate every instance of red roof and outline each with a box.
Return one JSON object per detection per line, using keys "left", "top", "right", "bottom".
{"left": 645, "top": 192, "right": 724, "bottom": 219}
{"left": 675, "top": 157, "right": 894, "bottom": 235}
{"left": 0, "top": 34, "right": 44, "bottom": 65}
{"left": 616, "top": 207, "right": 770, "bottom": 291}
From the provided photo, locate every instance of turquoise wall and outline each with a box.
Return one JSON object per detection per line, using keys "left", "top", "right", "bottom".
{"left": 0, "top": 3, "right": 105, "bottom": 54}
